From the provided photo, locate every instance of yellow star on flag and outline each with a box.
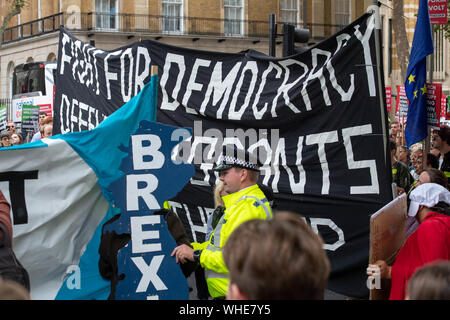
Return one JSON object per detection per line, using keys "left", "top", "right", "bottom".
{"left": 421, "top": 84, "right": 427, "bottom": 95}
{"left": 414, "top": 90, "right": 418, "bottom": 98}
{"left": 408, "top": 74, "right": 416, "bottom": 84}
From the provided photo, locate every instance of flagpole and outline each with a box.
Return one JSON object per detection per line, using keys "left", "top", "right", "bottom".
{"left": 370, "top": 2, "right": 393, "bottom": 199}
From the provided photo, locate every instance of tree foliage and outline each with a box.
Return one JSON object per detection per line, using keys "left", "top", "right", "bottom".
{"left": 0, "top": 0, "right": 29, "bottom": 43}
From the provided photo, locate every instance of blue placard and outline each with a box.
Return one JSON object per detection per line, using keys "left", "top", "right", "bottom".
{"left": 105, "top": 119, "right": 194, "bottom": 300}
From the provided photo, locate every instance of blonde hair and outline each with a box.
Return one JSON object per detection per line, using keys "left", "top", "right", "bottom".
{"left": 213, "top": 181, "right": 225, "bottom": 208}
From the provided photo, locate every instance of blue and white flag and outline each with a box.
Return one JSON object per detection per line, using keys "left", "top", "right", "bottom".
{"left": 0, "top": 75, "right": 193, "bottom": 299}
{"left": 404, "top": 0, "right": 434, "bottom": 147}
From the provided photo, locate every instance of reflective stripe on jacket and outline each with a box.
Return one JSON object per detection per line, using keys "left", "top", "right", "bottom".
{"left": 197, "top": 184, "right": 272, "bottom": 298}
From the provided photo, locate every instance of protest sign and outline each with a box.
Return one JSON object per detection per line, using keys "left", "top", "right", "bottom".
{"left": 426, "top": 83, "right": 442, "bottom": 127}
{"left": 21, "top": 105, "right": 40, "bottom": 135}
{"left": 396, "top": 85, "right": 409, "bottom": 119}
{"left": 386, "top": 87, "right": 392, "bottom": 111}
{"left": 369, "top": 194, "right": 407, "bottom": 300}
{"left": 0, "top": 105, "right": 7, "bottom": 131}
{"left": 428, "top": 0, "right": 448, "bottom": 25}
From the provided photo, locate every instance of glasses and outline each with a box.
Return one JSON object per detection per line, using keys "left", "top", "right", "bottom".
{"left": 6, "top": 125, "right": 14, "bottom": 129}
{"left": 432, "top": 135, "right": 440, "bottom": 141}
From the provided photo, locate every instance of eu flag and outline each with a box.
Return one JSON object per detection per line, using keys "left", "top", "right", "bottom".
{"left": 404, "top": 0, "right": 434, "bottom": 148}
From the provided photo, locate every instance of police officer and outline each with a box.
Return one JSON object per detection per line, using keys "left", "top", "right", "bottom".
{"left": 171, "top": 145, "right": 273, "bottom": 299}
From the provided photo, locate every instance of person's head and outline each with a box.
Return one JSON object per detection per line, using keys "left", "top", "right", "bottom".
{"left": 436, "top": 125, "right": 450, "bottom": 151}
{"left": 10, "top": 133, "right": 24, "bottom": 146}
{"left": 39, "top": 116, "right": 53, "bottom": 135}
{"left": 42, "top": 124, "right": 53, "bottom": 138}
{"left": 0, "top": 277, "right": 30, "bottom": 300}
{"left": 6, "top": 120, "right": 15, "bottom": 134}
{"left": 410, "top": 146, "right": 423, "bottom": 169}
{"left": 416, "top": 168, "right": 449, "bottom": 190}
{"left": 408, "top": 183, "right": 450, "bottom": 223}
{"left": 213, "top": 146, "right": 260, "bottom": 194}
{"left": 406, "top": 261, "right": 450, "bottom": 300}
{"left": 38, "top": 112, "right": 47, "bottom": 125}
{"left": 390, "top": 121, "right": 400, "bottom": 136}
{"left": 0, "top": 131, "right": 11, "bottom": 148}
{"left": 223, "top": 212, "right": 330, "bottom": 300}
{"left": 397, "top": 145, "right": 409, "bottom": 163}
{"left": 426, "top": 153, "right": 439, "bottom": 169}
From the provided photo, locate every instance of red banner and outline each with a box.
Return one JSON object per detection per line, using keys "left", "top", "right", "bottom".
{"left": 441, "top": 95, "right": 447, "bottom": 119}
{"left": 386, "top": 87, "right": 392, "bottom": 111}
{"left": 428, "top": 0, "right": 448, "bottom": 25}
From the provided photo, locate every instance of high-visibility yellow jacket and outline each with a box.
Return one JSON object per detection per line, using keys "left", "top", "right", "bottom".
{"left": 192, "top": 184, "right": 272, "bottom": 298}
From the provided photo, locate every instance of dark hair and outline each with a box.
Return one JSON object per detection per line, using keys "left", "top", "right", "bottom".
{"left": 426, "top": 153, "right": 439, "bottom": 169}
{"left": 223, "top": 212, "right": 330, "bottom": 300}
{"left": 437, "top": 125, "right": 450, "bottom": 145}
{"left": 421, "top": 168, "right": 448, "bottom": 190}
{"left": 407, "top": 261, "right": 450, "bottom": 300}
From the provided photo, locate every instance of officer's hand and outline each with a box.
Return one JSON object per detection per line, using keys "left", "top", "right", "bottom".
{"left": 171, "top": 244, "right": 194, "bottom": 264}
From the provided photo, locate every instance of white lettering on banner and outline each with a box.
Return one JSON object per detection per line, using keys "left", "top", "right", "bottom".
{"left": 342, "top": 125, "right": 379, "bottom": 194}
{"left": 127, "top": 174, "right": 160, "bottom": 211}
{"left": 105, "top": 50, "right": 123, "bottom": 100}
{"left": 126, "top": 134, "right": 173, "bottom": 297}
{"left": 176, "top": 124, "right": 380, "bottom": 196}
{"left": 272, "top": 59, "right": 307, "bottom": 116}
{"left": 131, "top": 215, "right": 162, "bottom": 254}
{"left": 127, "top": 133, "right": 166, "bottom": 211}
{"left": 131, "top": 256, "right": 168, "bottom": 292}
{"left": 182, "top": 59, "right": 211, "bottom": 115}
{"left": 308, "top": 218, "right": 345, "bottom": 251}
{"left": 168, "top": 201, "right": 212, "bottom": 243}
{"left": 354, "top": 15, "right": 376, "bottom": 97}
{"left": 252, "top": 62, "right": 281, "bottom": 119}
{"left": 229, "top": 61, "right": 259, "bottom": 120}
{"left": 121, "top": 48, "right": 134, "bottom": 103}
{"left": 135, "top": 47, "right": 151, "bottom": 96}
{"left": 306, "top": 131, "right": 339, "bottom": 195}
{"left": 282, "top": 136, "right": 306, "bottom": 194}
{"left": 131, "top": 135, "right": 165, "bottom": 170}
{"left": 199, "top": 62, "right": 242, "bottom": 118}
{"left": 59, "top": 94, "right": 107, "bottom": 133}
{"left": 59, "top": 17, "right": 375, "bottom": 124}
{"left": 60, "top": 33, "right": 72, "bottom": 76}
{"left": 59, "top": 94, "right": 106, "bottom": 134}
{"left": 160, "top": 53, "right": 186, "bottom": 111}
{"left": 329, "top": 34, "right": 355, "bottom": 101}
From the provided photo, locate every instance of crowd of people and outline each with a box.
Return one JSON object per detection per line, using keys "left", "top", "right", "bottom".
{"left": 0, "top": 118, "right": 449, "bottom": 301}
{"left": 0, "top": 113, "right": 53, "bottom": 149}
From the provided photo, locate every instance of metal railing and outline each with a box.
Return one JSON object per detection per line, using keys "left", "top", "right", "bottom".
{"left": 2, "top": 12, "right": 347, "bottom": 45}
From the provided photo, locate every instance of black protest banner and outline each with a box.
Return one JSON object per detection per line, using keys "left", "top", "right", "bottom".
{"left": 54, "top": 13, "right": 392, "bottom": 298}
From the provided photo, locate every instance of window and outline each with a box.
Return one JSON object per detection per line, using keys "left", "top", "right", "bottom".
{"left": 95, "top": 0, "right": 118, "bottom": 30}
{"left": 335, "top": 0, "right": 350, "bottom": 27}
{"left": 280, "top": 0, "right": 299, "bottom": 25}
{"left": 224, "top": 0, "right": 243, "bottom": 36}
{"left": 12, "top": 63, "right": 46, "bottom": 96}
{"left": 162, "top": 0, "right": 183, "bottom": 33}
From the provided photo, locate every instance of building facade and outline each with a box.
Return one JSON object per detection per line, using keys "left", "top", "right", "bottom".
{"left": 1, "top": 0, "right": 447, "bottom": 120}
